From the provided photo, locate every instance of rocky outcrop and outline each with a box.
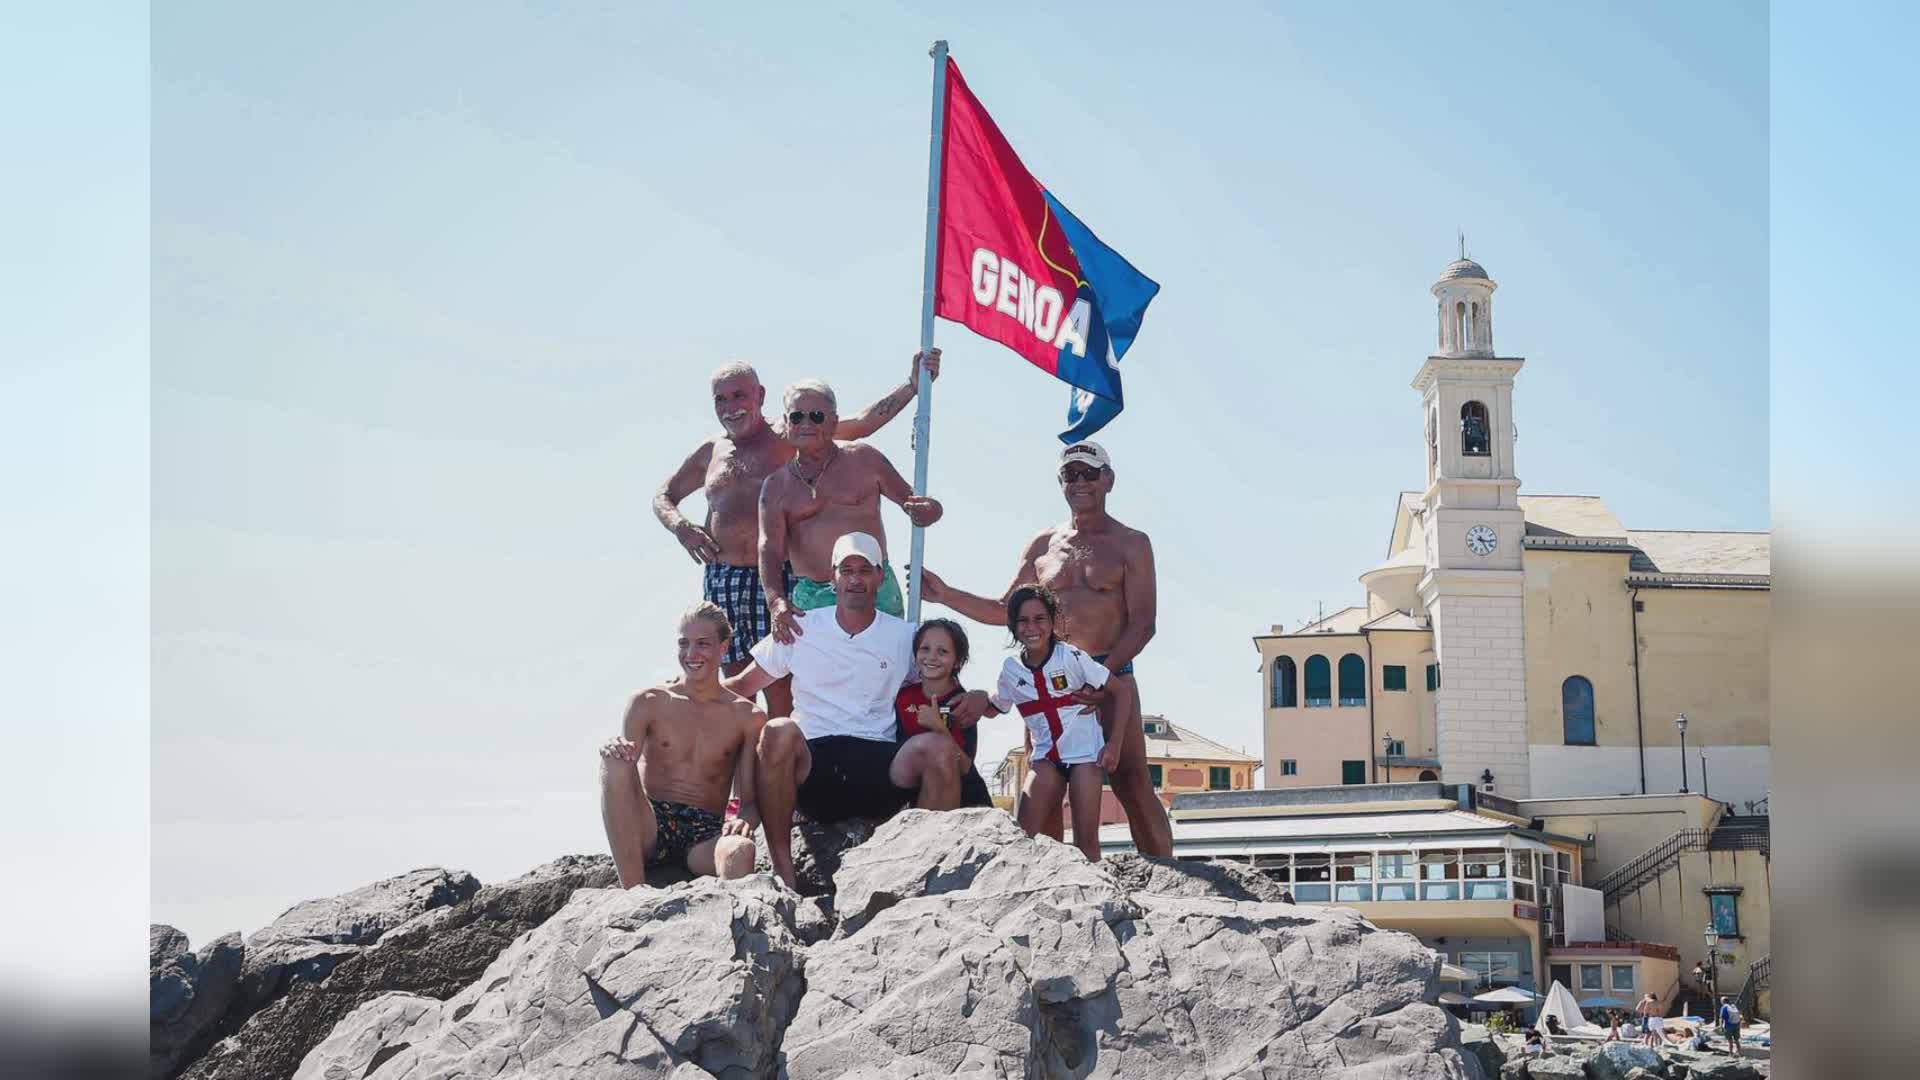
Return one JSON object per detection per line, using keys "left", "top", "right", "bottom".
{"left": 294, "top": 877, "right": 804, "bottom": 1080}
{"left": 1585, "top": 1041, "right": 1664, "bottom": 1080}
{"left": 182, "top": 856, "right": 617, "bottom": 1080}
{"left": 298, "top": 810, "right": 1480, "bottom": 1079}
{"left": 1458, "top": 1022, "right": 1509, "bottom": 1079}
{"left": 150, "top": 927, "right": 244, "bottom": 1079}
{"left": 753, "top": 815, "right": 873, "bottom": 898}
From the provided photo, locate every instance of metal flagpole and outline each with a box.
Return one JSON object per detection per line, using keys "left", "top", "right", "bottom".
{"left": 905, "top": 39, "right": 949, "bottom": 623}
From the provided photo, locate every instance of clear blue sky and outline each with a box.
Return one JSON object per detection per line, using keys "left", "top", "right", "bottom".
{"left": 137, "top": 3, "right": 1777, "bottom": 949}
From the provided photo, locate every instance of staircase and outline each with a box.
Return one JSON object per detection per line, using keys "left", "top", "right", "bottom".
{"left": 1598, "top": 818, "right": 1769, "bottom": 906}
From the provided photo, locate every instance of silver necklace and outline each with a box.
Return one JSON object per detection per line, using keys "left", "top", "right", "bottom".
{"left": 789, "top": 446, "right": 839, "bottom": 498}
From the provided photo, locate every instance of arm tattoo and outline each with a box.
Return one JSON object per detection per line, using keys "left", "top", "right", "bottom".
{"left": 876, "top": 383, "right": 912, "bottom": 420}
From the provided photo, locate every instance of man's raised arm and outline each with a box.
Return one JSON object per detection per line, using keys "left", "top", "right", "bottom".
{"left": 835, "top": 349, "right": 940, "bottom": 442}
{"left": 653, "top": 441, "right": 720, "bottom": 564}
{"left": 601, "top": 689, "right": 660, "bottom": 764}
{"left": 914, "top": 531, "right": 1048, "bottom": 628}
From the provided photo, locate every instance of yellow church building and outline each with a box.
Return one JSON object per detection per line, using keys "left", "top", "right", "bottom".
{"left": 1255, "top": 253, "right": 1770, "bottom": 812}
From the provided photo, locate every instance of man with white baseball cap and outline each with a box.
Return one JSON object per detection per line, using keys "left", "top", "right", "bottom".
{"left": 913, "top": 440, "right": 1174, "bottom": 858}
{"left": 725, "top": 531, "right": 988, "bottom": 888}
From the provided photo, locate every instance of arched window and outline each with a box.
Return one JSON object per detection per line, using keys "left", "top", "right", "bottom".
{"left": 1418, "top": 769, "right": 1439, "bottom": 781}
{"left": 1271, "top": 657, "right": 1297, "bottom": 708}
{"left": 1456, "top": 301, "right": 1469, "bottom": 348}
{"left": 1338, "top": 654, "right": 1367, "bottom": 707}
{"left": 1304, "top": 655, "right": 1332, "bottom": 707}
{"left": 1562, "top": 676, "right": 1596, "bottom": 745}
{"left": 1461, "top": 401, "right": 1491, "bottom": 456}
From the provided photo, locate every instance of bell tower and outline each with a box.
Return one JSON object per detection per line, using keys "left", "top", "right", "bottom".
{"left": 1414, "top": 244, "right": 1531, "bottom": 796}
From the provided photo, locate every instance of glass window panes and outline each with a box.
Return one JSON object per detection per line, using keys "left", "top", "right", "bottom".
{"left": 1342, "top": 760, "right": 1366, "bottom": 784}
{"left": 1580, "top": 964, "right": 1604, "bottom": 991}
{"left": 1293, "top": 854, "right": 1331, "bottom": 900}
{"left": 1513, "top": 852, "right": 1535, "bottom": 881}
{"left": 1148, "top": 764, "right": 1162, "bottom": 788}
{"left": 1460, "top": 951, "right": 1520, "bottom": 990}
{"left": 1611, "top": 965, "right": 1635, "bottom": 992}
{"left": 1376, "top": 852, "right": 1414, "bottom": 879}
{"left": 1514, "top": 880, "right": 1535, "bottom": 902}
{"left": 1336, "top": 853, "right": 1373, "bottom": 881}
{"left": 1550, "top": 964, "right": 1573, "bottom": 990}
{"left": 1338, "top": 654, "right": 1367, "bottom": 706}
{"left": 1710, "top": 893, "right": 1740, "bottom": 937}
{"left": 1383, "top": 665, "right": 1407, "bottom": 691}
{"left": 1304, "top": 656, "right": 1332, "bottom": 707}
{"left": 1281, "top": 759, "right": 1298, "bottom": 776}
{"left": 1209, "top": 766, "right": 1231, "bottom": 790}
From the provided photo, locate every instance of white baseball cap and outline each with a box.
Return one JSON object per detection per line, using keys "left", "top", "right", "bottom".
{"left": 830, "top": 531, "right": 884, "bottom": 569}
{"left": 1059, "top": 441, "right": 1111, "bottom": 470}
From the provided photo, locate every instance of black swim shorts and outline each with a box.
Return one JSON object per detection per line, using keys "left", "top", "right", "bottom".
{"left": 797, "top": 735, "right": 917, "bottom": 823}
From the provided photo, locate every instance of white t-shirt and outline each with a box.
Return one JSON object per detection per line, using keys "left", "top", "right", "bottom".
{"left": 990, "top": 641, "right": 1111, "bottom": 765}
{"left": 750, "top": 608, "right": 915, "bottom": 741}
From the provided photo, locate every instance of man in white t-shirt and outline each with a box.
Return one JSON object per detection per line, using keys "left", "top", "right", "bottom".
{"left": 723, "top": 531, "right": 985, "bottom": 889}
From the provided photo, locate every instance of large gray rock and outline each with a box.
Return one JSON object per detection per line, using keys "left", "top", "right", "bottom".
{"left": 275, "top": 809, "right": 1487, "bottom": 1079}
{"left": 1586, "top": 1042, "right": 1665, "bottom": 1080}
{"left": 183, "top": 855, "right": 619, "bottom": 1080}
{"left": 1104, "top": 851, "right": 1295, "bottom": 903}
{"left": 1525, "top": 1053, "right": 1587, "bottom": 1079}
{"left": 293, "top": 876, "right": 803, "bottom": 1080}
{"left": 754, "top": 816, "right": 874, "bottom": 898}
{"left": 230, "top": 867, "right": 483, "bottom": 1026}
{"left": 150, "top": 927, "right": 244, "bottom": 1079}
{"left": 1458, "top": 1022, "right": 1509, "bottom": 1080}
{"left": 785, "top": 809, "right": 1477, "bottom": 1078}
{"left": 249, "top": 867, "right": 481, "bottom": 948}
{"left": 1682, "top": 1058, "right": 1767, "bottom": 1080}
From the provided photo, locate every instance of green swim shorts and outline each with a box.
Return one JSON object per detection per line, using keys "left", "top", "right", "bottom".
{"left": 790, "top": 560, "right": 904, "bottom": 618}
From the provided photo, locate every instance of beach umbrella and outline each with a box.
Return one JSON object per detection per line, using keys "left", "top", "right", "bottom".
{"left": 1439, "top": 963, "right": 1477, "bottom": 982}
{"left": 1473, "top": 986, "right": 1543, "bottom": 1004}
{"left": 1438, "top": 991, "right": 1477, "bottom": 1006}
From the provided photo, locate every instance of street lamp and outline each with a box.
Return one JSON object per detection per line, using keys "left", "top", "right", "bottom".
{"left": 1382, "top": 733, "right": 1396, "bottom": 783}
{"left": 1676, "top": 714, "right": 1690, "bottom": 793}
{"left": 1703, "top": 923, "right": 1720, "bottom": 1008}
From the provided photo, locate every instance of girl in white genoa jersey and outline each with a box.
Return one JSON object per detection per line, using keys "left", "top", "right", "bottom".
{"left": 986, "top": 585, "right": 1130, "bottom": 861}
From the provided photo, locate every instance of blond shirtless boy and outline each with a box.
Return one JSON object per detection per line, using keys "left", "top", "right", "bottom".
{"left": 598, "top": 602, "right": 765, "bottom": 887}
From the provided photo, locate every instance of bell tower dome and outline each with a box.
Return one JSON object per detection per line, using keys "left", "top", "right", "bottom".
{"left": 1434, "top": 236, "right": 1496, "bottom": 357}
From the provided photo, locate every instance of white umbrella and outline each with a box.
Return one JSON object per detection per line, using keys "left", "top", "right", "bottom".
{"left": 1536, "top": 980, "right": 1589, "bottom": 1033}
{"left": 1438, "top": 991, "right": 1477, "bottom": 1006}
{"left": 1473, "top": 986, "right": 1543, "bottom": 1004}
{"left": 1439, "top": 963, "right": 1477, "bottom": 982}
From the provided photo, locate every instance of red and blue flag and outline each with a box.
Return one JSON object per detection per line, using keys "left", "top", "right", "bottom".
{"left": 932, "top": 60, "right": 1159, "bottom": 442}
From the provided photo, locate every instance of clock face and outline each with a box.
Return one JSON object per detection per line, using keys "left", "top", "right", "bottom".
{"left": 1466, "top": 525, "right": 1498, "bottom": 556}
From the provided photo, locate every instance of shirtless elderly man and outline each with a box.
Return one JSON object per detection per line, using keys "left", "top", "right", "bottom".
{"left": 917, "top": 440, "right": 1174, "bottom": 857}
{"left": 759, "top": 379, "right": 942, "bottom": 638}
{"left": 653, "top": 352, "right": 937, "bottom": 715}
{"left": 725, "top": 532, "right": 984, "bottom": 889}
{"left": 599, "top": 602, "right": 763, "bottom": 887}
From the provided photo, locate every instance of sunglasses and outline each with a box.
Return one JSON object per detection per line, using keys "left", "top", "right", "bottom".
{"left": 787, "top": 409, "right": 830, "bottom": 426}
{"left": 1059, "top": 465, "right": 1105, "bottom": 483}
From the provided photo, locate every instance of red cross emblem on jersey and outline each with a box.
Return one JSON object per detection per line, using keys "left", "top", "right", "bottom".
{"left": 1018, "top": 666, "right": 1073, "bottom": 763}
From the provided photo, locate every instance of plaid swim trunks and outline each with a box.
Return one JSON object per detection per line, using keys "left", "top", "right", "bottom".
{"left": 702, "top": 561, "right": 791, "bottom": 665}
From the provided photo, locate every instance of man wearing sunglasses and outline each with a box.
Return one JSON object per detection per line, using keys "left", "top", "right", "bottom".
{"left": 759, "top": 379, "right": 943, "bottom": 641}
{"left": 911, "top": 441, "right": 1174, "bottom": 858}
{"left": 652, "top": 352, "right": 938, "bottom": 717}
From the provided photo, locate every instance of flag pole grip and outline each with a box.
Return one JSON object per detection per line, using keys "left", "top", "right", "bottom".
{"left": 906, "top": 40, "right": 948, "bottom": 624}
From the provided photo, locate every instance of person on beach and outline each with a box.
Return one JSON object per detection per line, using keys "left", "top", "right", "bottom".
{"left": 914, "top": 440, "right": 1171, "bottom": 857}
{"left": 722, "top": 532, "right": 986, "bottom": 889}
{"left": 893, "top": 618, "right": 995, "bottom": 809}
{"left": 980, "top": 585, "right": 1128, "bottom": 862}
{"left": 598, "top": 602, "right": 762, "bottom": 887}
{"left": 759, "top": 378, "right": 942, "bottom": 636}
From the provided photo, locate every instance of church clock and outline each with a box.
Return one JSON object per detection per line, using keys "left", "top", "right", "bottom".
{"left": 1466, "top": 525, "right": 1498, "bottom": 556}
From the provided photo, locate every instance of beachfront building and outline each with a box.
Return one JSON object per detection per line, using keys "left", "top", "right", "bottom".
{"left": 1099, "top": 782, "right": 1770, "bottom": 1019}
{"left": 1255, "top": 254, "right": 1770, "bottom": 812}
{"left": 991, "top": 715, "right": 1260, "bottom": 824}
